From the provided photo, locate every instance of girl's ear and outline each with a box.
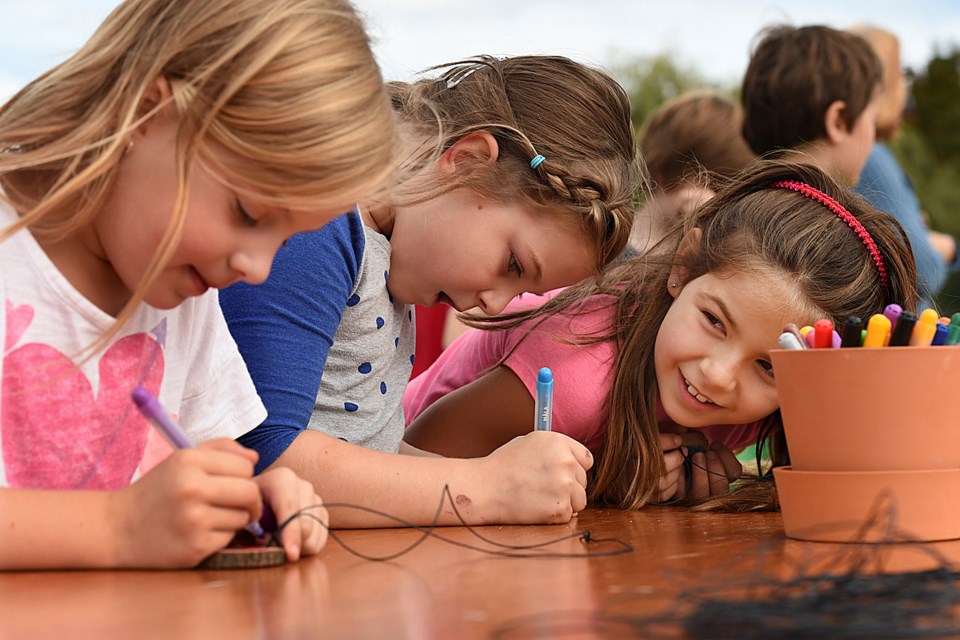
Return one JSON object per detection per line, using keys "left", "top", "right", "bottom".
{"left": 133, "top": 76, "right": 174, "bottom": 136}
{"left": 667, "top": 228, "right": 703, "bottom": 298}
{"left": 437, "top": 131, "right": 500, "bottom": 177}
{"left": 823, "top": 99, "right": 850, "bottom": 144}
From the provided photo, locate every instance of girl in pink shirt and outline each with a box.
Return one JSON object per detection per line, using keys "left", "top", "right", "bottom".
{"left": 404, "top": 160, "right": 918, "bottom": 509}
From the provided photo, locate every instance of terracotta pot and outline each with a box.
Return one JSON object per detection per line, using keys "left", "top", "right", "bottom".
{"left": 770, "top": 347, "right": 960, "bottom": 471}
{"left": 774, "top": 466, "right": 960, "bottom": 543}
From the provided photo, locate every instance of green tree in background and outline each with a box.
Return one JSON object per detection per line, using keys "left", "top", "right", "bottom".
{"left": 611, "top": 54, "right": 732, "bottom": 130}
{"left": 893, "top": 49, "right": 960, "bottom": 313}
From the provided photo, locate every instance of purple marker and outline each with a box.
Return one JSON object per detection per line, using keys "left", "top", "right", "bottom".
{"left": 883, "top": 304, "right": 902, "bottom": 332}
{"left": 131, "top": 386, "right": 272, "bottom": 540}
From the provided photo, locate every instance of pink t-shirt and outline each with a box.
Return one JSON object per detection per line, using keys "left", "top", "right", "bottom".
{"left": 403, "top": 292, "right": 768, "bottom": 453}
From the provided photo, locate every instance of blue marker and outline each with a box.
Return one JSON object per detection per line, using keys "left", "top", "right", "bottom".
{"left": 933, "top": 321, "right": 949, "bottom": 346}
{"left": 534, "top": 367, "right": 554, "bottom": 431}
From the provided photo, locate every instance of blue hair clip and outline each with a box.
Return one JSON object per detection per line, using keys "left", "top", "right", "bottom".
{"left": 529, "top": 154, "right": 546, "bottom": 170}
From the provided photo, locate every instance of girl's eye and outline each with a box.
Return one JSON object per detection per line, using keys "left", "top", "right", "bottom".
{"left": 508, "top": 252, "right": 523, "bottom": 278}
{"left": 237, "top": 200, "right": 257, "bottom": 227}
{"left": 757, "top": 359, "right": 775, "bottom": 378}
{"left": 702, "top": 310, "right": 723, "bottom": 331}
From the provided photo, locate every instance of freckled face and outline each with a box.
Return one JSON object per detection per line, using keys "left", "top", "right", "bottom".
{"left": 93, "top": 111, "right": 352, "bottom": 310}
{"left": 383, "top": 188, "right": 598, "bottom": 314}
{"left": 654, "top": 269, "right": 816, "bottom": 428}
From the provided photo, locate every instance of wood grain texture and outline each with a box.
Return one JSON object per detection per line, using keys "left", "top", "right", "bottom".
{"left": 1, "top": 507, "right": 955, "bottom": 639}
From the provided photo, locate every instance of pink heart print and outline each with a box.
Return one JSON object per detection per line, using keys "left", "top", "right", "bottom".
{"left": 2, "top": 301, "right": 165, "bottom": 489}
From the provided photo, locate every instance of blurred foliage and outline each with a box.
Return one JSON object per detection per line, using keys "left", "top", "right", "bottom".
{"left": 612, "top": 50, "right": 960, "bottom": 314}
{"left": 610, "top": 54, "right": 734, "bottom": 130}
{"left": 891, "top": 49, "right": 960, "bottom": 313}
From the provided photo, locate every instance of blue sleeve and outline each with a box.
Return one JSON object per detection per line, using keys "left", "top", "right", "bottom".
{"left": 855, "top": 144, "right": 947, "bottom": 301}
{"left": 220, "top": 211, "right": 365, "bottom": 472}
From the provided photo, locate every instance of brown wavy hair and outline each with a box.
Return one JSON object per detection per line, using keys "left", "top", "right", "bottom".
{"left": 471, "top": 160, "right": 919, "bottom": 510}
{"left": 387, "top": 55, "right": 641, "bottom": 270}
{"left": 640, "top": 90, "right": 755, "bottom": 192}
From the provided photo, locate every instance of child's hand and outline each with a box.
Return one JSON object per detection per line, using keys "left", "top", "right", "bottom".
{"left": 481, "top": 431, "right": 593, "bottom": 524}
{"left": 255, "top": 467, "right": 328, "bottom": 561}
{"left": 656, "top": 433, "right": 686, "bottom": 502}
{"left": 685, "top": 442, "right": 742, "bottom": 500}
{"left": 111, "top": 438, "right": 262, "bottom": 568}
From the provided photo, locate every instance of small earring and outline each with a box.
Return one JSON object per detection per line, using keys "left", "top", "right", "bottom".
{"left": 670, "top": 282, "right": 678, "bottom": 288}
{"left": 125, "top": 139, "right": 134, "bottom": 155}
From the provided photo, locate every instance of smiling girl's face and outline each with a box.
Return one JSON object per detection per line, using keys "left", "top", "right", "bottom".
{"left": 653, "top": 267, "right": 816, "bottom": 428}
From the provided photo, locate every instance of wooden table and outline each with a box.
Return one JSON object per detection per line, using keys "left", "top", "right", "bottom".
{"left": 2, "top": 507, "right": 958, "bottom": 639}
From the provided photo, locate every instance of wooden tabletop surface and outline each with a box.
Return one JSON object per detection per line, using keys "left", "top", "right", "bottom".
{"left": 3, "top": 506, "right": 958, "bottom": 640}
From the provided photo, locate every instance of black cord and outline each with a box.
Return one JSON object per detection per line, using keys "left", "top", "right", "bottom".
{"left": 268, "top": 484, "right": 633, "bottom": 561}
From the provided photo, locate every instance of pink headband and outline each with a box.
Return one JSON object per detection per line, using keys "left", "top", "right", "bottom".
{"left": 771, "top": 180, "right": 890, "bottom": 296}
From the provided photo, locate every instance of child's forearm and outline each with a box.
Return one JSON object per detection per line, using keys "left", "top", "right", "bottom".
{"left": 271, "top": 429, "right": 590, "bottom": 529}
{"left": 270, "top": 431, "right": 496, "bottom": 528}
{"left": 0, "top": 488, "right": 119, "bottom": 570}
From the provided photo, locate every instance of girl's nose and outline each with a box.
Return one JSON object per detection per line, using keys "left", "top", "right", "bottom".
{"left": 477, "top": 288, "right": 515, "bottom": 316}
{"left": 698, "top": 355, "right": 738, "bottom": 393}
{"left": 229, "top": 246, "right": 277, "bottom": 286}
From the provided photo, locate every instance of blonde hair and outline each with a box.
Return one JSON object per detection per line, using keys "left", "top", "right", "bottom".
{"left": 0, "top": 0, "right": 398, "bottom": 351}
{"left": 388, "top": 55, "right": 640, "bottom": 269}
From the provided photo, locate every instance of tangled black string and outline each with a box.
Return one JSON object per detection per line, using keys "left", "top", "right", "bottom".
{"left": 493, "top": 491, "right": 960, "bottom": 639}
{"left": 265, "top": 484, "right": 633, "bottom": 561}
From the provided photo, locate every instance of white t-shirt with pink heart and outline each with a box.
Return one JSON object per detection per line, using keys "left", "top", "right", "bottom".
{"left": 0, "top": 200, "right": 265, "bottom": 489}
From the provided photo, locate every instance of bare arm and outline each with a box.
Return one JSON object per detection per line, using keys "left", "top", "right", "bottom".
{"left": 404, "top": 365, "right": 534, "bottom": 458}
{"left": 0, "top": 488, "right": 120, "bottom": 569}
{"left": 0, "top": 440, "right": 326, "bottom": 570}
{"left": 269, "top": 421, "right": 592, "bottom": 529}
{"left": 0, "top": 441, "right": 263, "bottom": 570}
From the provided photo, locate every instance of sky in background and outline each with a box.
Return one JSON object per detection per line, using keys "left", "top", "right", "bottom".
{"left": 3, "top": 1, "right": 960, "bottom": 102}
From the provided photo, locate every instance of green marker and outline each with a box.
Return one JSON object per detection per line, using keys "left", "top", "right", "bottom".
{"left": 947, "top": 313, "right": 960, "bottom": 346}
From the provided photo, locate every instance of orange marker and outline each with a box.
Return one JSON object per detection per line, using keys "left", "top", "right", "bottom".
{"left": 863, "top": 313, "right": 891, "bottom": 348}
{"left": 911, "top": 308, "right": 939, "bottom": 346}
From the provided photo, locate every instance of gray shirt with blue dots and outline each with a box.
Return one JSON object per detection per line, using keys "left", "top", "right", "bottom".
{"left": 306, "top": 225, "right": 415, "bottom": 452}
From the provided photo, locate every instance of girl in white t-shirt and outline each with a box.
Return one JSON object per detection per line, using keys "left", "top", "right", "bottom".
{"left": 0, "top": 0, "right": 399, "bottom": 569}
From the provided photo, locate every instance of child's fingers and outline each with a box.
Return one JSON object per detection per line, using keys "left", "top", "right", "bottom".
{"left": 710, "top": 442, "right": 743, "bottom": 481}
{"left": 201, "top": 504, "right": 266, "bottom": 535}
{"left": 686, "top": 452, "right": 710, "bottom": 499}
{"left": 299, "top": 498, "right": 328, "bottom": 557}
{"left": 656, "top": 475, "right": 680, "bottom": 502}
{"left": 674, "top": 463, "right": 688, "bottom": 501}
{"left": 705, "top": 450, "right": 730, "bottom": 497}
{"left": 660, "top": 433, "right": 684, "bottom": 453}
{"left": 568, "top": 439, "right": 594, "bottom": 472}
{"left": 574, "top": 461, "right": 588, "bottom": 490}
{"left": 658, "top": 462, "right": 682, "bottom": 494}
{"left": 191, "top": 442, "right": 258, "bottom": 477}
{"left": 662, "top": 448, "right": 685, "bottom": 475}
{"left": 197, "top": 476, "right": 264, "bottom": 525}
{"left": 196, "top": 438, "right": 259, "bottom": 464}
{"left": 255, "top": 467, "right": 329, "bottom": 561}
{"left": 570, "top": 481, "right": 588, "bottom": 515}
{"left": 289, "top": 478, "right": 327, "bottom": 558}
